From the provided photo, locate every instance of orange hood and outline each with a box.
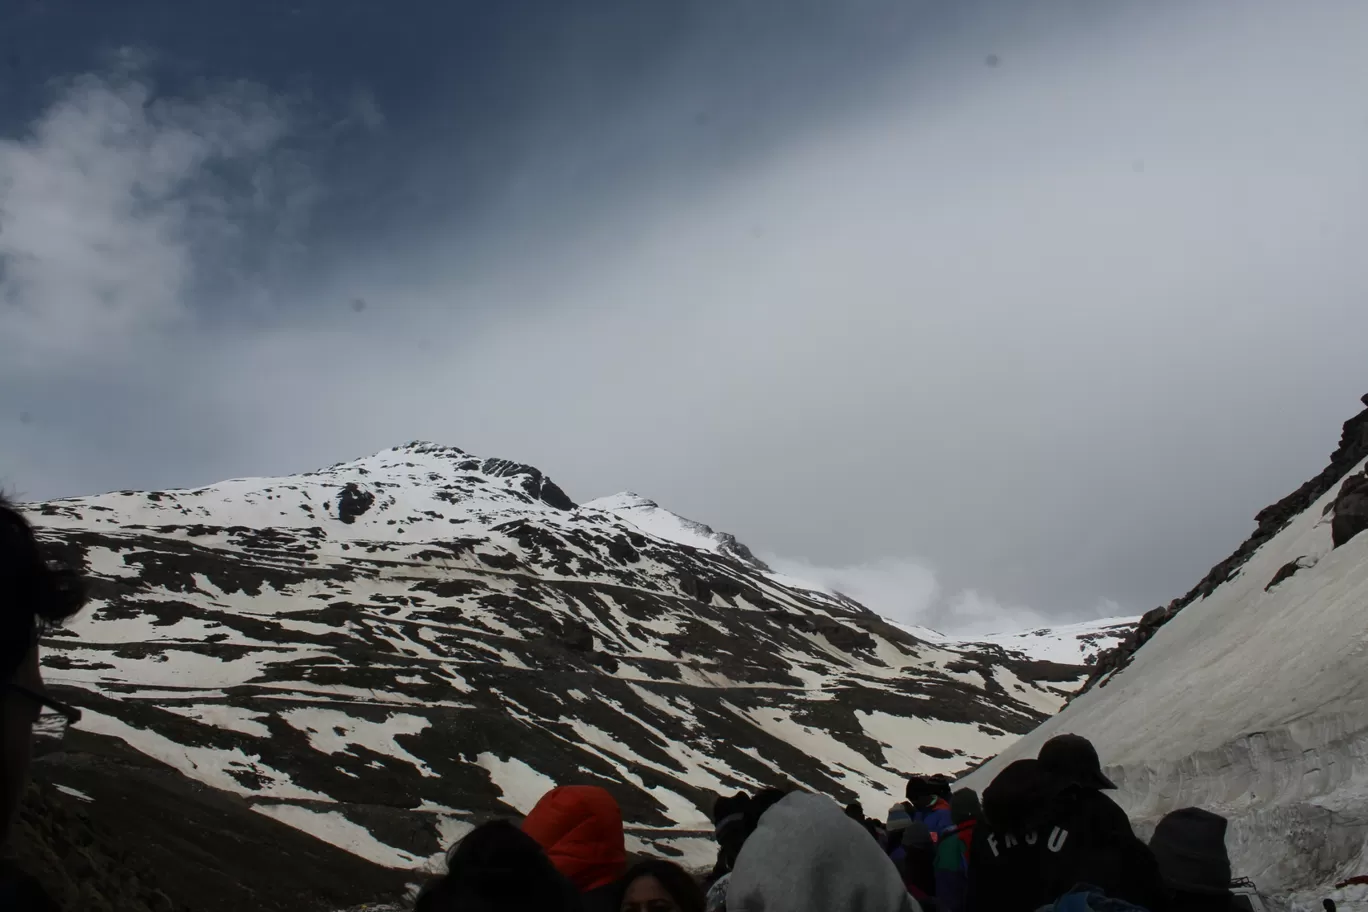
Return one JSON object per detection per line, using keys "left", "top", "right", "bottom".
{"left": 521, "top": 785, "right": 626, "bottom": 892}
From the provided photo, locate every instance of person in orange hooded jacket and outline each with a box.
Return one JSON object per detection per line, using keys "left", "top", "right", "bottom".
{"left": 522, "top": 785, "right": 627, "bottom": 912}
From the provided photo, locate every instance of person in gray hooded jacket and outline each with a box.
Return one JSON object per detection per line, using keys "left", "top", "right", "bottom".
{"left": 727, "top": 791, "right": 921, "bottom": 912}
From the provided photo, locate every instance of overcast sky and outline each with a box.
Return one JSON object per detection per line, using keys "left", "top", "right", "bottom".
{"left": 3, "top": 0, "right": 1367, "bottom": 634}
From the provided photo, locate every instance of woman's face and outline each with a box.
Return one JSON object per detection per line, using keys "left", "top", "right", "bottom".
{"left": 621, "top": 875, "right": 681, "bottom": 912}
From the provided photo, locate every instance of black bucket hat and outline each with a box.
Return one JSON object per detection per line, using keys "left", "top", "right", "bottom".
{"left": 1038, "top": 733, "right": 1117, "bottom": 790}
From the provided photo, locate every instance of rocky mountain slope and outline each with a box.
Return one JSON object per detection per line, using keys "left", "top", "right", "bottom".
{"left": 963, "top": 394, "right": 1368, "bottom": 911}
{"left": 25, "top": 442, "right": 1133, "bottom": 905}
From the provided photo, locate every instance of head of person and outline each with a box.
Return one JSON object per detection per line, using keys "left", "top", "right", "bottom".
{"left": 886, "top": 803, "right": 912, "bottom": 840}
{"left": 844, "top": 801, "right": 864, "bottom": 822}
{"left": 522, "top": 785, "right": 627, "bottom": 893}
{"left": 1, "top": 496, "right": 87, "bottom": 843}
{"left": 714, "top": 791, "right": 750, "bottom": 843}
{"left": 982, "top": 759, "right": 1068, "bottom": 833}
{"left": 416, "top": 819, "right": 584, "bottom": 912}
{"left": 901, "top": 821, "right": 933, "bottom": 853}
{"left": 618, "top": 860, "right": 705, "bottom": 912}
{"left": 949, "top": 789, "right": 981, "bottom": 825}
{"left": 1038, "top": 734, "right": 1116, "bottom": 791}
{"left": 904, "top": 776, "right": 940, "bottom": 811}
{"left": 1148, "top": 808, "right": 1234, "bottom": 907}
{"left": 711, "top": 790, "right": 752, "bottom": 876}
{"left": 728, "top": 791, "right": 919, "bottom": 912}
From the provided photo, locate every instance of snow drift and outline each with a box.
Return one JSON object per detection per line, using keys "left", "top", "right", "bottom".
{"left": 963, "top": 394, "right": 1368, "bottom": 910}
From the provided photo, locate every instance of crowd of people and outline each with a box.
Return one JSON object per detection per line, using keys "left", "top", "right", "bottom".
{"left": 408, "top": 738, "right": 1248, "bottom": 912}
{"left": 1, "top": 495, "right": 1253, "bottom": 912}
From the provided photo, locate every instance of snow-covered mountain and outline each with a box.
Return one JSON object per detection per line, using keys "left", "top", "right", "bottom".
{"left": 963, "top": 394, "right": 1368, "bottom": 911}
{"left": 25, "top": 442, "right": 1133, "bottom": 900}
{"left": 582, "top": 492, "right": 772, "bottom": 572}
{"left": 892, "top": 617, "right": 1137, "bottom": 666}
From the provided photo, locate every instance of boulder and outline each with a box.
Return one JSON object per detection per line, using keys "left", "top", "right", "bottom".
{"left": 1332, "top": 471, "right": 1368, "bottom": 548}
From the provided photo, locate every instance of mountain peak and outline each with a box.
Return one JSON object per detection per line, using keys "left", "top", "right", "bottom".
{"left": 584, "top": 491, "right": 770, "bottom": 572}
{"left": 392, "top": 440, "right": 472, "bottom": 457}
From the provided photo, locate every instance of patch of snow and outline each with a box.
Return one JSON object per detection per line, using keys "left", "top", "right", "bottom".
{"left": 967, "top": 616, "right": 1139, "bottom": 664}
{"left": 434, "top": 816, "right": 475, "bottom": 857}
{"left": 475, "top": 753, "right": 556, "bottom": 815}
{"left": 626, "top": 683, "right": 694, "bottom": 724}
{"left": 254, "top": 804, "right": 425, "bottom": 869}
{"left": 54, "top": 784, "right": 93, "bottom": 802}
{"left": 280, "top": 708, "right": 437, "bottom": 777}
{"left": 583, "top": 492, "right": 763, "bottom": 569}
{"left": 160, "top": 704, "right": 273, "bottom": 738}
{"left": 77, "top": 709, "right": 331, "bottom": 802}
{"left": 858, "top": 710, "right": 1005, "bottom": 773}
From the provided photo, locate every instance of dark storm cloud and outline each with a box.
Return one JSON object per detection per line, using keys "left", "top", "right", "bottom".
{"left": 3, "top": 0, "right": 1367, "bottom": 632}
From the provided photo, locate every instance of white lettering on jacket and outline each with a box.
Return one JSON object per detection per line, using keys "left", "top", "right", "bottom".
{"left": 987, "top": 827, "right": 1068, "bottom": 856}
{"left": 1047, "top": 827, "right": 1069, "bottom": 853}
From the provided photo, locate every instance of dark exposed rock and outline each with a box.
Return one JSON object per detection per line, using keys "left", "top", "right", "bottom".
{"left": 1331, "top": 470, "right": 1368, "bottom": 548}
{"left": 480, "top": 458, "right": 576, "bottom": 510}
{"left": 678, "top": 572, "right": 711, "bottom": 603}
{"left": 919, "top": 745, "right": 957, "bottom": 759}
{"left": 560, "top": 616, "right": 596, "bottom": 652}
{"left": 25, "top": 740, "right": 412, "bottom": 912}
{"left": 5, "top": 781, "right": 187, "bottom": 912}
{"left": 1265, "top": 557, "right": 1314, "bottom": 591}
{"left": 777, "top": 611, "right": 878, "bottom": 654}
{"left": 1082, "top": 393, "right": 1368, "bottom": 693}
{"left": 606, "top": 536, "right": 640, "bottom": 564}
{"left": 336, "top": 483, "right": 376, "bottom": 524}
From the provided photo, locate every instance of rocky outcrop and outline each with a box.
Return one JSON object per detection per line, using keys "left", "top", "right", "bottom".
{"left": 1264, "top": 556, "right": 1317, "bottom": 591}
{"left": 24, "top": 740, "right": 414, "bottom": 912}
{"left": 1331, "top": 469, "right": 1368, "bottom": 548}
{"left": 336, "top": 483, "right": 376, "bottom": 524}
{"left": 6, "top": 782, "right": 183, "bottom": 912}
{"left": 1081, "top": 394, "right": 1368, "bottom": 693}
{"left": 479, "top": 458, "right": 576, "bottom": 510}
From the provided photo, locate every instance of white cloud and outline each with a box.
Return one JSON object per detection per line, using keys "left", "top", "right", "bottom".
{"left": 0, "top": 68, "right": 302, "bottom": 361}
{"left": 761, "top": 553, "right": 1081, "bottom": 636}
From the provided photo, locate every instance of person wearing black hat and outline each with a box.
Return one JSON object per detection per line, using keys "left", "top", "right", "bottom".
{"left": 1149, "top": 808, "right": 1235, "bottom": 912}
{"left": 705, "top": 791, "right": 751, "bottom": 889}
{"left": 1037, "top": 734, "right": 1143, "bottom": 844}
{"left": 904, "top": 776, "right": 953, "bottom": 841}
{"left": 965, "top": 757, "right": 1168, "bottom": 912}
{"left": 1038, "top": 734, "right": 1117, "bottom": 790}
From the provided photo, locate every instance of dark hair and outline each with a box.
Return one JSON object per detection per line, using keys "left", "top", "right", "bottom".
{"left": 744, "top": 788, "right": 791, "bottom": 832}
{"left": 415, "top": 820, "right": 583, "bottom": 912}
{"left": 712, "top": 790, "right": 750, "bottom": 826}
{"left": 618, "top": 860, "right": 706, "bottom": 912}
{"left": 1, "top": 495, "right": 87, "bottom": 681}
{"left": 905, "top": 776, "right": 933, "bottom": 802}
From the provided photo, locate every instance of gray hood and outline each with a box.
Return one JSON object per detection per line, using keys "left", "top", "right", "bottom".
{"left": 727, "top": 792, "right": 921, "bottom": 912}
